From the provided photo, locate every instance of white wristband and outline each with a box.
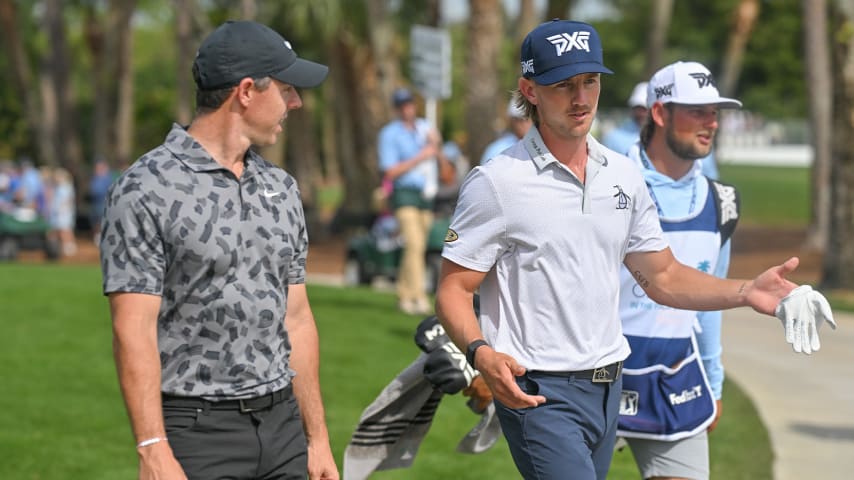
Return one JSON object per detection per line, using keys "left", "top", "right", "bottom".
{"left": 136, "top": 437, "right": 167, "bottom": 449}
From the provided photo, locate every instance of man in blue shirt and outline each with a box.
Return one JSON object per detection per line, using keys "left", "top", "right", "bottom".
{"left": 378, "top": 88, "right": 444, "bottom": 315}
{"left": 88, "top": 158, "right": 115, "bottom": 244}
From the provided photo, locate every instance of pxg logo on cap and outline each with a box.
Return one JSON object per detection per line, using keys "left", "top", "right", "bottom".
{"left": 646, "top": 61, "right": 742, "bottom": 109}
{"left": 193, "top": 20, "right": 328, "bottom": 90}
{"left": 520, "top": 20, "right": 613, "bottom": 85}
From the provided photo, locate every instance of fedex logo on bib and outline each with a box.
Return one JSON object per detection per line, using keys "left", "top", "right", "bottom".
{"left": 669, "top": 385, "right": 703, "bottom": 405}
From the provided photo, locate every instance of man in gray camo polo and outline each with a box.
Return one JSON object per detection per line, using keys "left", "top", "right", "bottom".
{"left": 100, "top": 21, "right": 338, "bottom": 480}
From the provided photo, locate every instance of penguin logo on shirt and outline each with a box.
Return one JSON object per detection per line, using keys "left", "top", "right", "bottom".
{"left": 613, "top": 185, "right": 630, "bottom": 210}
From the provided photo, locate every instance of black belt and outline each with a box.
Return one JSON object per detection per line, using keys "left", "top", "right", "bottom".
{"left": 530, "top": 361, "right": 623, "bottom": 383}
{"left": 162, "top": 385, "right": 293, "bottom": 413}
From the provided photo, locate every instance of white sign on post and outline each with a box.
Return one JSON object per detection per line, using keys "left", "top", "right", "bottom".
{"left": 410, "top": 25, "right": 452, "bottom": 101}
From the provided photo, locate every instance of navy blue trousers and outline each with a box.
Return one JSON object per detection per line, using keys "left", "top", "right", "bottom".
{"left": 495, "top": 372, "right": 622, "bottom": 480}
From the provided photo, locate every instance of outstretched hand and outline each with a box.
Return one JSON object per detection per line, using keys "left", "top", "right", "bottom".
{"left": 746, "top": 257, "right": 800, "bottom": 315}
{"left": 747, "top": 257, "right": 838, "bottom": 354}
{"left": 474, "top": 348, "right": 546, "bottom": 409}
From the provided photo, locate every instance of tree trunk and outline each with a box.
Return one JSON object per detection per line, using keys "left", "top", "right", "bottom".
{"left": 83, "top": 7, "right": 110, "bottom": 164}
{"left": 284, "top": 102, "right": 319, "bottom": 200}
{"left": 644, "top": 0, "right": 674, "bottom": 77}
{"left": 366, "top": 0, "right": 400, "bottom": 121}
{"left": 719, "top": 0, "right": 760, "bottom": 97}
{"left": 0, "top": 0, "right": 50, "bottom": 164}
{"left": 546, "top": 0, "right": 573, "bottom": 20}
{"left": 516, "top": 0, "right": 540, "bottom": 47}
{"left": 44, "top": 0, "right": 84, "bottom": 190}
{"left": 802, "top": 0, "right": 832, "bottom": 252}
{"left": 83, "top": 1, "right": 136, "bottom": 170}
{"left": 114, "top": 0, "right": 137, "bottom": 168}
{"left": 328, "top": 32, "right": 387, "bottom": 231}
{"left": 240, "top": 0, "right": 256, "bottom": 19}
{"left": 174, "top": 0, "right": 196, "bottom": 126}
{"left": 822, "top": 0, "right": 854, "bottom": 288}
{"left": 465, "top": 0, "right": 504, "bottom": 164}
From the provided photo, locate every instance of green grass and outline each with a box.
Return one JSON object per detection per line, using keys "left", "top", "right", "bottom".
{"left": 715, "top": 164, "right": 854, "bottom": 311}
{"left": 718, "top": 164, "right": 810, "bottom": 227}
{"left": 0, "top": 264, "right": 772, "bottom": 479}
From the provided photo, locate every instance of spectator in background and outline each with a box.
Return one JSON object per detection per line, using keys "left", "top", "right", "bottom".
{"left": 89, "top": 158, "right": 114, "bottom": 244}
{"left": 15, "top": 158, "right": 44, "bottom": 213}
{"left": 480, "top": 99, "right": 533, "bottom": 165}
{"left": 0, "top": 160, "right": 17, "bottom": 212}
{"left": 378, "top": 87, "right": 447, "bottom": 315}
{"left": 602, "top": 81, "right": 648, "bottom": 157}
{"left": 48, "top": 167, "right": 77, "bottom": 256}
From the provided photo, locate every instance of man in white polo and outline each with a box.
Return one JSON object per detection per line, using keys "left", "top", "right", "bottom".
{"left": 435, "top": 20, "right": 835, "bottom": 480}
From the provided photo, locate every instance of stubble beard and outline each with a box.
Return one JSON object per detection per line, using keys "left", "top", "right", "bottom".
{"left": 665, "top": 125, "right": 713, "bottom": 161}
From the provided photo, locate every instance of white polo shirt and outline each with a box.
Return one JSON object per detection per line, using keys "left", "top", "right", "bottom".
{"left": 443, "top": 128, "right": 667, "bottom": 371}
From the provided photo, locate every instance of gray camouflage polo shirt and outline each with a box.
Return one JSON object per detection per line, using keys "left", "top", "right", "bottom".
{"left": 101, "top": 123, "right": 308, "bottom": 399}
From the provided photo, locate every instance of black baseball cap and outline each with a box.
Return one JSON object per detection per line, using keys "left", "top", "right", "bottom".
{"left": 193, "top": 20, "right": 328, "bottom": 90}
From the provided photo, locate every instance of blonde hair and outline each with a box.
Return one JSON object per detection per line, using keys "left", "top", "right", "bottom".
{"left": 511, "top": 88, "right": 538, "bottom": 126}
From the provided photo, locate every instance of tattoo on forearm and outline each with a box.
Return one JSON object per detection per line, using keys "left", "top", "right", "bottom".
{"left": 738, "top": 282, "right": 746, "bottom": 295}
{"left": 632, "top": 270, "right": 650, "bottom": 289}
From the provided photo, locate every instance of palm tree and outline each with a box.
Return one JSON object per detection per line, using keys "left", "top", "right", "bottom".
{"left": 465, "top": 0, "right": 505, "bottom": 164}
{"left": 802, "top": 0, "right": 832, "bottom": 252}
{"left": 645, "top": 0, "right": 674, "bottom": 77}
{"left": 822, "top": 0, "right": 854, "bottom": 287}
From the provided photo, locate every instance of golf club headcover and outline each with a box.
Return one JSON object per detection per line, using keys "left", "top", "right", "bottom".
{"left": 415, "top": 316, "right": 478, "bottom": 393}
{"left": 423, "top": 342, "right": 476, "bottom": 394}
{"left": 414, "top": 315, "right": 449, "bottom": 353}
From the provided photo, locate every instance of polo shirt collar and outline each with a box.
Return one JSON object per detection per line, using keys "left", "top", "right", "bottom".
{"left": 162, "top": 123, "right": 262, "bottom": 178}
{"left": 523, "top": 127, "right": 610, "bottom": 170}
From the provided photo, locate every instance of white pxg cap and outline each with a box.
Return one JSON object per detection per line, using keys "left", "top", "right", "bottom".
{"left": 646, "top": 61, "right": 742, "bottom": 109}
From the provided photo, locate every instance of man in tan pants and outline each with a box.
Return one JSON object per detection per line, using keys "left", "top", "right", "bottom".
{"left": 378, "top": 88, "right": 444, "bottom": 315}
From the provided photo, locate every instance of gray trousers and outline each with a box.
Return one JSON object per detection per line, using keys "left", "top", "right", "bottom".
{"left": 163, "top": 390, "right": 307, "bottom": 480}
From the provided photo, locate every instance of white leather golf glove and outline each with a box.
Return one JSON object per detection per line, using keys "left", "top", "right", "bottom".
{"left": 775, "top": 285, "right": 837, "bottom": 354}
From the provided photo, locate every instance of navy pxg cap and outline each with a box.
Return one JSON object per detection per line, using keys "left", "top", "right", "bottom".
{"left": 520, "top": 20, "right": 613, "bottom": 85}
{"left": 193, "top": 20, "right": 328, "bottom": 90}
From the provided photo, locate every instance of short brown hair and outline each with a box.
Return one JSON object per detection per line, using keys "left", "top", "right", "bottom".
{"left": 195, "top": 76, "right": 272, "bottom": 114}
{"left": 639, "top": 103, "right": 674, "bottom": 147}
